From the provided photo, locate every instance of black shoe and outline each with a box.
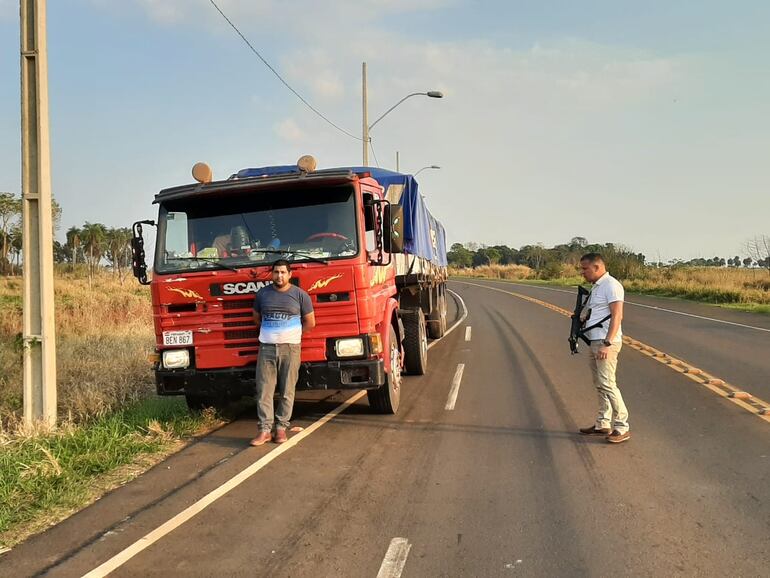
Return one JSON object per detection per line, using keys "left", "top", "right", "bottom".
{"left": 579, "top": 425, "right": 612, "bottom": 435}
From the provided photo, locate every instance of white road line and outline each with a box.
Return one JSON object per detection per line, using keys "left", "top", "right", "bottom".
{"left": 477, "top": 280, "right": 770, "bottom": 334}
{"left": 83, "top": 288, "right": 468, "bottom": 578}
{"left": 81, "top": 390, "right": 367, "bottom": 578}
{"left": 376, "top": 537, "right": 412, "bottom": 578}
{"left": 617, "top": 301, "right": 770, "bottom": 333}
{"left": 427, "top": 289, "right": 468, "bottom": 351}
{"left": 445, "top": 363, "right": 466, "bottom": 410}
{"left": 465, "top": 326, "right": 472, "bottom": 341}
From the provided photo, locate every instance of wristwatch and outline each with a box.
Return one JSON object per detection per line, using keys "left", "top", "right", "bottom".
{"left": 602, "top": 339, "right": 612, "bottom": 347}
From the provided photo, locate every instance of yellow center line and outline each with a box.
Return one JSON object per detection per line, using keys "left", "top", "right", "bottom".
{"left": 455, "top": 281, "right": 770, "bottom": 424}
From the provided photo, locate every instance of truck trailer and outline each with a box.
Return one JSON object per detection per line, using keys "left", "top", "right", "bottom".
{"left": 131, "top": 156, "right": 448, "bottom": 414}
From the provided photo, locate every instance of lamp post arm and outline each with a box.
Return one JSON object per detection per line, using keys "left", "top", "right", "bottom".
{"left": 414, "top": 165, "right": 440, "bottom": 177}
{"left": 368, "top": 92, "right": 426, "bottom": 131}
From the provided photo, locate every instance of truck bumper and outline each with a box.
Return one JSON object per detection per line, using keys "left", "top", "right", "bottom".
{"left": 156, "top": 358, "right": 386, "bottom": 398}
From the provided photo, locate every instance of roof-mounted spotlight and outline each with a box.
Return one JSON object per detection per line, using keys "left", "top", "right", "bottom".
{"left": 297, "top": 155, "right": 317, "bottom": 173}
{"left": 192, "top": 162, "right": 213, "bottom": 184}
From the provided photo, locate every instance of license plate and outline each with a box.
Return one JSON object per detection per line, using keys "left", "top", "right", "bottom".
{"left": 163, "top": 330, "right": 193, "bottom": 346}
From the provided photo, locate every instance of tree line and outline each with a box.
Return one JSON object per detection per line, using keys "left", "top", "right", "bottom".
{"left": 61, "top": 223, "right": 133, "bottom": 281}
{"left": 1, "top": 191, "right": 132, "bottom": 283}
{"left": 0, "top": 191, "right": 63, "bottom": 275}
{"left": 448, "top": 236, "right": 770, "bottom": 278}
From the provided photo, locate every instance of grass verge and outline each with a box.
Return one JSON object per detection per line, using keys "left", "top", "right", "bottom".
{"left": 451, "top": 275, "right": 770, "bottom": 315}
{"left": 0, "top": 397, "right": 223, "bottom": 550}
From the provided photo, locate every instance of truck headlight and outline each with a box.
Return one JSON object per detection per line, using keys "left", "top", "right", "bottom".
{"left": 162, "top": 349, "right": 190, "bottom": 369}
{"left": 335, "top": 337, "right": 364, "bottom": 357}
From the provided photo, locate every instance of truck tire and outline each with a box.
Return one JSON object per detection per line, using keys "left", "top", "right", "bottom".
{"left": 367, "top": 324, "right": 402, "bottom": 414}
{"left": 427, "top": 291, "right": 447, "bottom": 339}
{"left": 402, "top": 308, "right": 428, "bottom": 375}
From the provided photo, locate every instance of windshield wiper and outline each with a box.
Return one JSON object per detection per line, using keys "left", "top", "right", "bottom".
{"left": 250, "top": 249, "right": 328, "bottom": 265}
{"left": 167, "top": 256, "right": 240, "bottom": 272}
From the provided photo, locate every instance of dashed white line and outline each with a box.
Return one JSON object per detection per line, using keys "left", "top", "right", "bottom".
{"left": 445, "top": 363, "right": 466, "bottom": 410}
{"left": 376, "top": 537, "right": 412, "bottom": 578}
{"left": 465, "top": 326, "right": 472, "bottom": 341}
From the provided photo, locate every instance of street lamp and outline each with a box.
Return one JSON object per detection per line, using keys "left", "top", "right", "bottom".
{"left": 414, "top": 165, "right": 441, "bottom": 177}
{"left": 362, "top": 62, "right": 443, "bottom": 165}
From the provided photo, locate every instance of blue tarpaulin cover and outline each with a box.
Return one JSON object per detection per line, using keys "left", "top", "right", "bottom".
{"left": 351, "top": 168, "right": 447, "bottom": 267}
{"left": 234, "top": 165, "right": 447, "bottom": 267}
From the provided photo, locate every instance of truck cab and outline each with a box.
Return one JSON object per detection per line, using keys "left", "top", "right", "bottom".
{"left": 131, "top": 158, "right": 447, "bottom": 414}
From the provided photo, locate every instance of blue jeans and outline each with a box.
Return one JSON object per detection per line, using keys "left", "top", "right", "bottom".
{"left": 255, "top": 343, "right": 301, "bottom": 432}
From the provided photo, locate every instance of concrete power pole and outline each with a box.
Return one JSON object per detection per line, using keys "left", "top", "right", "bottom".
{"left": 362, "top": 62, "right": 369, "bottom": 166}
{"left": 20, "top": 0, "right": 57, "bottom": 427}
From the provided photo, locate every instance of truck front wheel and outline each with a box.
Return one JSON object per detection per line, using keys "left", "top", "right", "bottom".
{"left": 367, "top": 324, "right": 402, "bottom": 414}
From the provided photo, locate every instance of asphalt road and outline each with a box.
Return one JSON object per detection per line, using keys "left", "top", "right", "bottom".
{"left": 2, "top": 280, "right": 768, "bottom": 577}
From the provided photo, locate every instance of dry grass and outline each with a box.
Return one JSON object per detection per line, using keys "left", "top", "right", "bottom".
{"left": 450, "top": 264, "right": 535, "bottom": 280}
{"left": 0, "top": 273, "right": 229, "bottom": 549}
{"left": 449, "top": 264, "right": 770, "bottom": 309}
{"left": 623, "top": 267, "right": 770, "bottom": 305}
{"left": 0, "top": 274, "right": 155, "bottom": 428}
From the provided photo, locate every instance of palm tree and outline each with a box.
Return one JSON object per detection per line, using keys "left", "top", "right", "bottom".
{"left": 66, "top": 225, "right": 82, "bottom": 270}
{"left": 105, "top": 227, "right": 132, "bottom": 282}
{"left": 9, "top": 225, "right": 22, "bottom": 274}
{"left": 80, "top": 222, "right": 107, "bottom": 287}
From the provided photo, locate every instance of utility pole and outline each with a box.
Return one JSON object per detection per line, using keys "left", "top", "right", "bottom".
{"left": 21, "top": 0, "right": 57, "bottom": 427}
{"left": 395, "top": 151, "right": 400, "bottom": 172}
{"left": 362, "top": 61, "right": 369, "bottom": 166}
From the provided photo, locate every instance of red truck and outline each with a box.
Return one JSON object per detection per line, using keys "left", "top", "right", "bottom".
{"left": 131, "top": 156, "right": 448, "bottom": 414}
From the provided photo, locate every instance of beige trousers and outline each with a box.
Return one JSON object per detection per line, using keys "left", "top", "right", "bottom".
{"left": 588, "top": 341, "right": 629, "bottom": 433}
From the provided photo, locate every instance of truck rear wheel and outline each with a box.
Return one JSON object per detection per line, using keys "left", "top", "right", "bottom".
{"left": 367, "top": 325, "right": 402, "bottom": 414}
{"left": 427, "top": 291, "right": 447, "bottom": 339}
{"left": 402, "top": 308, "right": 428, "bottom": 375}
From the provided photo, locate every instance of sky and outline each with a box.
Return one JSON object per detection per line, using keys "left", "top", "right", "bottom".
{"left": 1, "top": 0, "right": 769, "bottom": 261}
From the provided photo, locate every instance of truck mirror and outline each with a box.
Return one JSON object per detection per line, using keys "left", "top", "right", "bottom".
{"left": 384, "top": 204, "right": 404, "bottom": 253}
{"left": 131, "top": 220, "right": 156, "bottom": 285}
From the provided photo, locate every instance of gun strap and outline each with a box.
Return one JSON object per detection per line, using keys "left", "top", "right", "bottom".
{"left": 578, "top": 314, "right": 612, "bottom": 345}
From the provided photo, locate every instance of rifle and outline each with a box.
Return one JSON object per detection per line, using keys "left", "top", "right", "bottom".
{"left": 569, "top": 286, "right": 591, "bottom": 354}
{"left": 568, "top": 285, "right": 612, "bottom": 354}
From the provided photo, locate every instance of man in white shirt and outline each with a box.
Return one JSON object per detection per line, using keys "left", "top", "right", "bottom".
{"left": 578, "top": 253, "right": 630, "bottom": 443}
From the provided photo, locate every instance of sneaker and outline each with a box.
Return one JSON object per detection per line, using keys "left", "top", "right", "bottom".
{"left": 579, "top": 425, "right": 612, "bottom": 436}
{"left": 606, "top": 430, "right": 631, "bottom": 444}
{"left": 273, "top": 429, "right": 288, "bottom": 444}
{"left": 249, "top": 431, "right": 272, "bottom": 446}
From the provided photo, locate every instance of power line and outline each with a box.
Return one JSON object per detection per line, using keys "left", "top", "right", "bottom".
{"left": 208, "top": 0, "right": 362, "bottom": 141}
{"left": 369, "top": 138, "right": 381, "bottom": 168}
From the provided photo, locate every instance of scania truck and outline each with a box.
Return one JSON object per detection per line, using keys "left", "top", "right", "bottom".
{"left": 131, "top": 156, "right": 448, "bottom": 414}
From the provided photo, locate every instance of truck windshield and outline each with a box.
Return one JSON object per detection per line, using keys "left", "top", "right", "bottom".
{"left": 154, "top": 183, "right": 358, "bottom": 274}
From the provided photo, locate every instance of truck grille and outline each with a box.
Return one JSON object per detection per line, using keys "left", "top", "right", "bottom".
{"left": 225, "top": 329, "right": 259, "bottom": 341}
{"left": 223, "top": 299, "right": 254, "bottom": 310}
{"left": 224, "top": 320, "right": 254, "bottom": 328}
